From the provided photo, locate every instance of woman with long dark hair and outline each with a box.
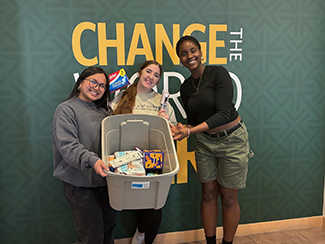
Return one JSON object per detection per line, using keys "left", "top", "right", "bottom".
{"left": 52, "top": 66, "right": 116, "bottom": 244}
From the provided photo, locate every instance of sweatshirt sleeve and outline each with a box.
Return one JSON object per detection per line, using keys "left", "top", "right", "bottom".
{"left": 108, "top": 91, "right": 123, "bottom": 112}
{"left": 53, "top": 104, "right": 100, "bottom": 171}
{"left": 166, "top": 102, "right": 177, "bottom": 125}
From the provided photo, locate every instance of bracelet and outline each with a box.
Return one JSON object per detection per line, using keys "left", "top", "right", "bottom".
{"left": 187, "top": 128, "right": 190, "bottom": 138}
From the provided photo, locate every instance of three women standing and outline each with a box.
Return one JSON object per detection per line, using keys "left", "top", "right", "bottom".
{"left": 52, "top": 36, "right": 251, "bottom": 243}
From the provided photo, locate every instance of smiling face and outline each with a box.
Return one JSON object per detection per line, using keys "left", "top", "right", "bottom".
{"left": 78, "top": 73, "right": 107, "bottom": 103}
{"left": 137, "top": 64, "right": 161, "bottom": 93}
{"left": 178, "top": 40, "right": 203, "bottom": 74}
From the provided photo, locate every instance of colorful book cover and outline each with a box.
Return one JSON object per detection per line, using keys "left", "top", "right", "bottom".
{"left": 143, "top": 149, "right": 164, "bottom": 169}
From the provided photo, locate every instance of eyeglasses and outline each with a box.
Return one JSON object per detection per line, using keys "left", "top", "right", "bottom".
{"left": 85, "top": 78, "right": 107, "bottom": 91}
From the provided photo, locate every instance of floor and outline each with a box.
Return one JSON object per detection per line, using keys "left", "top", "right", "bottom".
{"left": 177, "top": 227, "right": 325, "bottom": 244}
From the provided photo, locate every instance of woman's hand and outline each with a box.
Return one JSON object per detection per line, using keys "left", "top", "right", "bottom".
{"left": 169, "top": 122, "right": 182, "bottom": 135}
{"left": 174, "top": 122, "right": 209, "bottom": 140}
{"left": 172, "top": 123, "right": 189, "bottom": 141}
{"left": 158, "top": 108, "right": 169, "bottom": 120}
{"left": 94, "top": 159, "right": 109, "bottom": 177}
{"left": 168, "top": 122, "right": 177, "bottom": 134}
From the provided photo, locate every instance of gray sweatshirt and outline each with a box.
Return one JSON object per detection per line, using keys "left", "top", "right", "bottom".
{"left": 52, "top": 97, "right": 109, "bottom": 187}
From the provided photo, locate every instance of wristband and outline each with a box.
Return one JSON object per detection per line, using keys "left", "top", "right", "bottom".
{"left": 187, "top": 128, "right": 190, "bottom": 138}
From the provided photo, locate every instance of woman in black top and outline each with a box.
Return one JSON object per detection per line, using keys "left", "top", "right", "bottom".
{"left": 173, "top": 36, "right": 252, "bottom": 244}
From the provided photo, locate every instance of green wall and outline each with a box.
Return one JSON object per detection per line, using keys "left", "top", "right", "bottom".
{"left": 1, "top": 0, "right": 324, "bottom": 243}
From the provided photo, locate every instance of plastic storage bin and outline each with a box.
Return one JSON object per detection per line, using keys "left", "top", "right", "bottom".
{"left": 101, "top": 114, "right": 179, "bottom": 211}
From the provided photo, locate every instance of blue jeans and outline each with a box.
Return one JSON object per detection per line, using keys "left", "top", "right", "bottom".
{"left": 63, "top": 182, "right": 117, "bottom": 244}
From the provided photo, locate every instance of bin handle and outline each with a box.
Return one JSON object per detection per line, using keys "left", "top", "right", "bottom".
{"left": 125, "top": 119, "right": 144, "bottom": 123}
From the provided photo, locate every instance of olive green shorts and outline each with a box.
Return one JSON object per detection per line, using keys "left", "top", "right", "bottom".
{"left": 195, "top": 122, "right": 252, "bottom": 189}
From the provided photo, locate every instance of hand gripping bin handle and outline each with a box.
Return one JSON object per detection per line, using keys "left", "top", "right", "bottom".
{"left": 101, "top": 114, "right": 179, "bottom": 211}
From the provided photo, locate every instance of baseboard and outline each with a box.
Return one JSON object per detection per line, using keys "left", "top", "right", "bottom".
{"left": 234, "top": 216, "right": 322, "bottom": 236}
{"left": 115, "top": 216, "right": 323, "bottom": 244}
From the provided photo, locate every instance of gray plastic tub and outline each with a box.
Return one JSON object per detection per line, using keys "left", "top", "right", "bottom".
{"left": 101, "top": 114, "right": 179, "bottom": 211}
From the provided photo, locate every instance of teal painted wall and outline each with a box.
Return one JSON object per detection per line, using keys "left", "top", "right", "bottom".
{"left": 1, "top": 0, "right": 324, "bottom": 243}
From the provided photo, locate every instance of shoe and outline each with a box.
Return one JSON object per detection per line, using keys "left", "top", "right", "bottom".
{"left": 131, "top": 228, "right": 145, "bottom": 244}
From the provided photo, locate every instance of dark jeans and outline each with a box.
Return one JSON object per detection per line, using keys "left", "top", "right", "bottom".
{"left": 63, "top": 182, "right": 117, "bottom": 244}
{"left": 137, "top": 209, "right": 162, "bottom": 244}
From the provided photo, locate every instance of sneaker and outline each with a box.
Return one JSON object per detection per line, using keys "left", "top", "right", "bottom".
{"left": 131, "top": 228, "right": 145, "bottom": 244}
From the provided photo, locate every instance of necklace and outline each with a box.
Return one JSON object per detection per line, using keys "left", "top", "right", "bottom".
{"left": 191, "top": 66, "right": 205, "bottom": 92}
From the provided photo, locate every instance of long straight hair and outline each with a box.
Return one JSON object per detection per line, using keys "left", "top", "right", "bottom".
{"left": 113, "top": 60, "right": 162, "bottom": 115}
{"left": 65, "top": 66, "right": 110, "bottom": 110}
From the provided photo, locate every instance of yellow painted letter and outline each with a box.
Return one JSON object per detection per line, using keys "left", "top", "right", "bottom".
{"left": 176, "top": 139, "right": 196, "bottom": 184}
{"left": 72, "top": 22, "right": 98, "bottom": 66}
{"left": 155, "top": 24, "right": 180, "bottom": 65}
{"left": 126, "top": 23, "right": 154, "bottom": 65}
{"left": 98, "top": 23, "right": 125, "bottom": 66}
{"left": 209, "top": 25, "right": 227, "bottom": 64}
